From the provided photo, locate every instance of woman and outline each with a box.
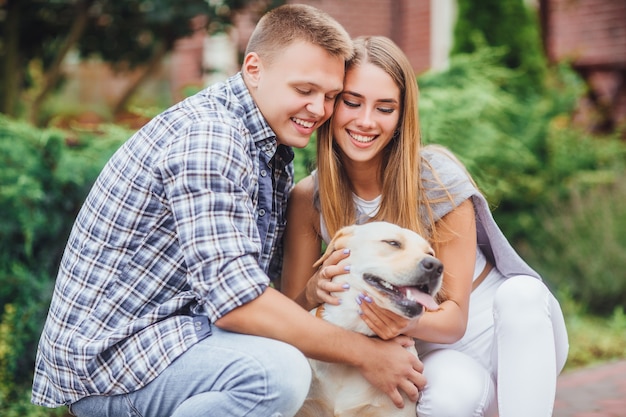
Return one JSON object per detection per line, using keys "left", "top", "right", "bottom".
{"left": 282, "top": 35, "right": 569, "bottom": 417}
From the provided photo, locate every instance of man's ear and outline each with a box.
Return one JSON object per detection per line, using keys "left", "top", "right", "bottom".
{"left": 242, "top": 52, "right": 262, "bottom": 88}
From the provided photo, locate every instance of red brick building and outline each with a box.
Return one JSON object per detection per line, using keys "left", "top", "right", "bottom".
{"left": 229, "top": 0, "right": 456, "bottom": 76}
{"left": 285, "top": 0, "right": 433, "bottom": 74}
{"left": 539, "top": 0, "right": 626, "bottom": 132}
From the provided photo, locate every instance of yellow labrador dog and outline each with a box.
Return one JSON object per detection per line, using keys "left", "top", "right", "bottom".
{"left": 296, "top": 221, "right": 443, "bottom": 417}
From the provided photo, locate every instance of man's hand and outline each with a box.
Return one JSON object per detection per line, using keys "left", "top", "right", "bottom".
{"left": 356, "top": 335, "right": 425, "bottom": 408}
{"left": 216, "top": 287, "right": 426, "bottom": 407}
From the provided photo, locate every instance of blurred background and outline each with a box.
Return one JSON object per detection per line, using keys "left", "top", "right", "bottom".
{"left": 1, "top": 1, "right": 625, "bottom": 415}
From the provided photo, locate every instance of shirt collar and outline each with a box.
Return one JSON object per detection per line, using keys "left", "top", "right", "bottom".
{"left": 227, "top": 73, "right": 294, "bottom": 166}
{"left": 227, "top": 73, "right": 275, "bottom": 144}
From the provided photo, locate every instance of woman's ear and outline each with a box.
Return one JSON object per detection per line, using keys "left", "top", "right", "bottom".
{"left": 242, "top": 52, "right": 262, "bottom": 88}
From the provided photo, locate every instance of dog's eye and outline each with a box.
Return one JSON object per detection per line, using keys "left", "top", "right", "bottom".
{"left": 384, "top": 240, "right": 402, "bottom": 248}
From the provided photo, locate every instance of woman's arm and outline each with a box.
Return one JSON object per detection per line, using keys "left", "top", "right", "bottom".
{"left": 281, "top": 176, "right": 321, "bottom": 309}
{"left": 360, "top": 198, "right": 476, "bottom": 344}
{"left": 282, "top": 176, "right": 351, "bottom": 311}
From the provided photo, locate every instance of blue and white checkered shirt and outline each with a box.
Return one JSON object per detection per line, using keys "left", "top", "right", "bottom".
{"left": 31, "top": 72, "right": 294, "bottom": 407}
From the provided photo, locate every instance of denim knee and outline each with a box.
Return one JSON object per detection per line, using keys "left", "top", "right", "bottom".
{"left": 259, "top": 340, "right": 312, "bottom": 417}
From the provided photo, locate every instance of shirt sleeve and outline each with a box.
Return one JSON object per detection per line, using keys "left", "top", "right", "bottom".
{"left": 155, "top": 117, "right": 268, "bottom": 321}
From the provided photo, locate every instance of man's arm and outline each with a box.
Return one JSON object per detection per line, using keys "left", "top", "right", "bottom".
{"left": 215, "top": 287, "right": 425, "bottom": 408}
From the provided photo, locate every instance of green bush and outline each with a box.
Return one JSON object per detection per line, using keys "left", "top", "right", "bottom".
{"left": 0, "top": 115, "right": 128, "bottom": 415}
{"left": 418, "top": 48, "right": 626, "bottom": 239}
{"left": 520, "top": 179, "right": 626, "bottom": 315}
{"left": 453, "top": 0, "right": 547, "bottom": 95}
{"left": 0, "top": 117, "right": 130, "bottom": 270}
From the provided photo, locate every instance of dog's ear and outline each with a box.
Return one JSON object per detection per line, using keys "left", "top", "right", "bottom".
{"left": 312, "top": 225, "right": 355, "bottom": 268}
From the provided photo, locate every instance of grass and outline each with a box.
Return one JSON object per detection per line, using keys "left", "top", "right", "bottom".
{"left": 562, "top": 304, "right": 626, "bottom": 371}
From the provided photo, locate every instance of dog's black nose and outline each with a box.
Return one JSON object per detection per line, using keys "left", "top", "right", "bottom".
{"left": 420, "top": 256, "right": 443, "bottom": 275}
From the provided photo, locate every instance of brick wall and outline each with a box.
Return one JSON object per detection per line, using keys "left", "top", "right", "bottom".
{"left": 546, "top": 0, "right": 626, "bottom": 68}
{"left": 397, "top": 0, "right": 431, "bottom": 74}
{"left": 285, "top": 0, "right": 432, "bottom": 74}
{"left": 543, "top": 0, "right": 626, "bottom": 131}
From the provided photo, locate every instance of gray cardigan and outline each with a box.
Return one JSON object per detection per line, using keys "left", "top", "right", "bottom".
{"left": 421, "top": 145, "right": 540, "bottom": 280}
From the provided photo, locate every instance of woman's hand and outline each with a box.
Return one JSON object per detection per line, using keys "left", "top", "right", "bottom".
{"left": 358, "top": 295, "right": 417, "bottom": 340}
{"left": 304, "top": 248, "right": 351, "bottom": 307}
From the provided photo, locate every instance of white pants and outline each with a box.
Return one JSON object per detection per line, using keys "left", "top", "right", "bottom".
{"left": 415, "top": 271, "right": 569, "bottom": 417}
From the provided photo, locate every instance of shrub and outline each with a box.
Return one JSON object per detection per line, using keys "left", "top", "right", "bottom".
{"left": 418, "top": 48, "right": 626, "bottom": 240}
{"left": 0, "top": 115, "right": 128, "bottom": 415}
{"left": 0, "top": 116, "right": 130, "bottom": 271}
{"left": 519, "top": 179, "right": 626, "bottom": 315}
{"left": 453, "top": 0, "right": 547, "bottom": 94}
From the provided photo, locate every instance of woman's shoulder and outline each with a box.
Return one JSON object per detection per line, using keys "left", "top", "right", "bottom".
{"left": 288, "top": 174, "right": 321, "bottom": 235}
{"left": 291, "top": 174, "right": 316, "bottom": 197}
{"left": 290, "top": 174, "right": 318, "bottom": 213}
{"left": 420, "top": 144, "right": 479, "bottom": 215}
{"left": 421, "top": 145, "right": 476, "bottom": 186}
{"left": 422, "top": 145, "right": 468, "bottom": 176}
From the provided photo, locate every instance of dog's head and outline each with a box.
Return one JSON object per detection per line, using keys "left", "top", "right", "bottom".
{"left": 316, "top": 221, "right": 443, "bottom": 331}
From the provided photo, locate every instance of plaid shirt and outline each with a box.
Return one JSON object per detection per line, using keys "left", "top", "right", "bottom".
{"left": 32, "top": 73, "right": 294, "bottom": 407}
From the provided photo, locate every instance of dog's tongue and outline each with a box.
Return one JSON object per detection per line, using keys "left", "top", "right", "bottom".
{"left": 405, "top": 288, "right": 439, "bottom": 311}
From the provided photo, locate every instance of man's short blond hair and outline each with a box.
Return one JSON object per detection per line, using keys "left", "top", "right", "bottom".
{"left": 245, "top": 4, "right": 353, "bottom": 65}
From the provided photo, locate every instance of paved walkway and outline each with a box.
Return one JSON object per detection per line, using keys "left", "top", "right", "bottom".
{"left": 554, "top": 359, "right": 626, "bottom": 417}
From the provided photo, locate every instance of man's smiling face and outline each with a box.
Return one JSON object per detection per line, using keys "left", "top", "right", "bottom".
{"left": 244, "top": 40, "right": 345, "bottom": 149}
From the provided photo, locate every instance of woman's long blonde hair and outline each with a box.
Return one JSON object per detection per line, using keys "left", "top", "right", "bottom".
{"left": 316, "top": 36, "right": 439, "bottom": 241}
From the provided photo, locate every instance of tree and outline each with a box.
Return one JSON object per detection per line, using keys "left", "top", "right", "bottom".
{"left": 0, "top": 0, "right": 277, "bottom": 125}
{"left": 452, "top": 0, "right": 547, "bottom": 94}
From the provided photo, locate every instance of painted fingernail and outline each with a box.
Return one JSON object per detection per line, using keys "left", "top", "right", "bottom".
{"left": 364, "top": 296, "right": 372, "bottom": 303}
{"left": 342, "top": 283, "right": 350, "bottom": 289}
{"left": 358, "top": 309, "right": 363, "bottom": 315}
{"left": 355, "top": 296, "right": 362, "bottom": 305}
{"left": 343, "top": 248, "right": 350, "bottom": 254}
{"left": 343, "top": 265, "right": 351, "bottom": 272}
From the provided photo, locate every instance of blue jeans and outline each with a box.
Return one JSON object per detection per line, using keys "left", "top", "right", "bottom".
{"left": 69, "top": 326, "right": 311, "bottom": 417}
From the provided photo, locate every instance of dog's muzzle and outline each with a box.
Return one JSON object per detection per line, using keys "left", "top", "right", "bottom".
{"left": 363, "top": 256, "right": 443, "bottom": 317}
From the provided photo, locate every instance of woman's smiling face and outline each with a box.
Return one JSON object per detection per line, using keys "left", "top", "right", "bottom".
{"left": 332, "top": 62, "right": 401, "bottom": 164}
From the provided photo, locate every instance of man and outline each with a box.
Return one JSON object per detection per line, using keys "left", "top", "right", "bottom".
{"left": 32, "top": 5, "right": 425, "bottom": 416}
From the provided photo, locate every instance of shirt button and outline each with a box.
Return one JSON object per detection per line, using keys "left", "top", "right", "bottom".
{"left": 260, "top": 170, "right": 267, "bottom": 177}
{"left": 258, "top": 209, "right": 266, "bottom": 217}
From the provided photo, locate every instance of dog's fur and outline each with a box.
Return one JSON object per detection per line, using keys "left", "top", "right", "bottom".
{"left": 295, "top": 221, "right": 443, "bottom": 417}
